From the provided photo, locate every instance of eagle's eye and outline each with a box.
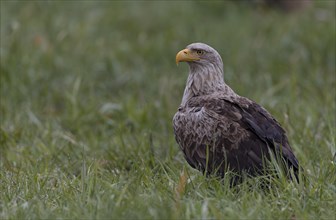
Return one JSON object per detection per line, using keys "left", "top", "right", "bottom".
{"left": 196, "top": 50, "right": 205, "bottom": 55}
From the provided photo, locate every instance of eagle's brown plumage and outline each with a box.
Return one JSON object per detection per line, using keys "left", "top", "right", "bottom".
{"left": 173, "top": 43, "right": 299, "bottom": 182}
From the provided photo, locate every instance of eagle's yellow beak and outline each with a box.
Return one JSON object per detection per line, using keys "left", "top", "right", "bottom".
{"left": 176, "top": 49, "right": 200, "bottom": 65}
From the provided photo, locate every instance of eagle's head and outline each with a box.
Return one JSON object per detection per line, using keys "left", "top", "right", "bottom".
{"left": 176, "top": 42, "right": 223, "bottom": 72}
{"left": 175, "top": 43, "right": 227, "bottom": 103}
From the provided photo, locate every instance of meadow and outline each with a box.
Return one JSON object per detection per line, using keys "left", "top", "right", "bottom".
{"left": 1, "top": 1, "right": 335, "bottom": 219}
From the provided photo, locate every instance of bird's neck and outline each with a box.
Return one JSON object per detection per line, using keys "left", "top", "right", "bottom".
{"left": 181, "top": 64, "right": 228, "bottom": 106}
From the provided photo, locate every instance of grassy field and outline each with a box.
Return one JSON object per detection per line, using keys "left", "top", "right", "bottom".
{"left": 1, "top": 1, "right": 335, "bottom": 219}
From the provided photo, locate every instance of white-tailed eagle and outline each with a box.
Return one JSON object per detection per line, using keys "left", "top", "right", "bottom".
{"left": 173, "top": 43, "right": 299, "bottom": 183}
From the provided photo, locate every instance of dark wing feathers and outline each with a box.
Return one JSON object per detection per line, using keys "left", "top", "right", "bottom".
{"left": 239, "top": 101, "right": 299, "bottom": 171}
{"left": 173, "top": 96, "right": 299, "bottom": 179}
{"left": 211, "top": 97, "right": 299, "bottom": 172}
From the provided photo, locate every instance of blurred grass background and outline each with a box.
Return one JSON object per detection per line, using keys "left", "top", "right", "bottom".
{"left": 1, "top": 1, "right": 335, "bottom": 219}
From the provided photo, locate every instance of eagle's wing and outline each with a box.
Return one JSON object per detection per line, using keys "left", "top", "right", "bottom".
{"left": 173, "top": 96, "right": 299, "bottom": 178}
{"left": 236, "top": 98, "right": 299, "bottom": 172}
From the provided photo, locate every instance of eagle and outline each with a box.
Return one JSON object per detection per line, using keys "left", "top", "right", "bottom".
{"left": 173, "top": 42, "right": 299, "bottom": 183}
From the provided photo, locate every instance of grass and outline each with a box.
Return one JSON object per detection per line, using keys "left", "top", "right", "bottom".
{"left": 1, "top": 1, "right": 335, "bottom": 219}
